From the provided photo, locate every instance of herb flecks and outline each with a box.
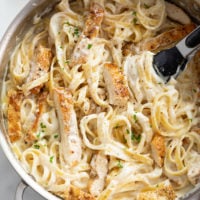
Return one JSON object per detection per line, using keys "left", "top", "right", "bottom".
{"left": 74, "top": 27, "right": 80, "bottom": 37}
{"left": 40, "top": 122, "right": 46, "bottom": 129}
{"left": 133, "top": 113, "right": 137, "bottom": 123}
{"left": 193, "top": 88, "right": 197, "bottom": 93}
{"left": 34, "top": 144, "right": 40, "bottom": 149}
{"left": 64, "top": 21, "right": 73, "bottom": 26}
{"left": 144, "top": 3, "right": 150, "bottom": 9}
{"left": 87, "top": 44, "right": 92, "bottom": 49}
{"left": 131, "top": 131, "right": 141, "bottom": 142}
{"left": 54, "top": 134, "right": 59, "bottom": 139}
{"left": 117, "top": 160, "right": 123, "bottom": 168}
{"left": 64, "top": 21, "right": 80, "bottom": 37}
{"left": 65, "top": 60, "right": 70, "bottom": 64}
{"left": 132, "top": 11, "right": 137, "bottom": 16}
{"left": 50, "top": 156, "right": 54, "bottom": 163}
{"left": 36, "top": 132, "right": 41, "bottom": 138}
{"left": 133, "top": 17, "right": 138, "bottom": 24}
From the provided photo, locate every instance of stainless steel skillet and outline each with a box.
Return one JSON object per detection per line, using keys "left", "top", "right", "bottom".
{"left": 0, "top": 0, "right": 200, "bottom": 200}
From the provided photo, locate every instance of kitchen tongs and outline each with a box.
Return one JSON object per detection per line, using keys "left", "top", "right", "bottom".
{"left": 153, "top": 25, "right": 200, "bottom": 82}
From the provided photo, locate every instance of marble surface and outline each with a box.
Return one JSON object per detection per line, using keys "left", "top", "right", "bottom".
{"left": 0, "top": 0, "right": 45, "bottom": 199}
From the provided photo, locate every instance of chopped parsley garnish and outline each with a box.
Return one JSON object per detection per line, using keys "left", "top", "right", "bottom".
{"left": 64, "top": 21, "right": 72, "bottom": 26}
{"left": 40, "top": 123, "right": 46, "bottom": 129}
{"left": 54, "top": 134, "right": 59, "bottom": 139}
{"left": 144, "top": 3, "right": 150, "bottom": 9}
{"left": 65, "top": 60, "right": 70, "bottom": 64}
{"left": 132, "top": 11, "right": 137, "bottom": 16}
{"left": 74, "top": 27, "right": 80, "bottom": 37}
{"left": 64, "top": 21, "right": 80, "bottom": 37}
{"left": 131, "top": 131, "right": 141, "bottom": 142}
{"left": 34, "top": 144, "right": 40, "bottom": 149}
{"left": 189, "top": 118, "right": 193, "bottom": 122}
{"left": 133, "top": 113, "right": 137, "bottom": 123}
{"left": 126, "top": 129, "right": 141, "bottom": 142}
{"left": 117, "top": 160, "right": 123, "bottom": 168}
{"left": 87, "top": 44, "right": 92, "bottom": 49}
{"left": 133, "top": 17, "right": 137, "bottom": 24}
{"left": 36, "top": 132, "right": 41, "bottom": 138}
{"left": 193, "top": 88, "right": 197, "bottom": 93}
{"left": 49, "top": 156, "right": 54, "bottom": 163}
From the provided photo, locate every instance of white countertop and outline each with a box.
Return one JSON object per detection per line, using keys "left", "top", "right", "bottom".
{"left": 0, "top": 0, "right": 45, "bottom": 199}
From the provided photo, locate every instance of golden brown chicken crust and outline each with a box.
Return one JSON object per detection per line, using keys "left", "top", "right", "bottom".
{"left": 36, "top": 45, "right": 53, "bottom": 71}
{"left": 83, "top": 3, "right": 104, "bottom": 39}
{"left": 103, "top": 63, "right": 129, "bottom": 106}
{"left": 30, "top": 45, "right": 52, "bottom": 94}
{"left": 138, "top": 184, "right": 176, "bottom": 200}
{"left": 53, "top": 87, "right": 73, "bottom": 133}
{"left": 70, "top": 3, "right": 104, "bottom": 67}
{"left": 140, "top": 23, "right": 196, "bottom": 52}
{"left": 53, "top": 87, "right": 82, "bottom": 166}
{"left": 64, "top": 185, "right": 96, "bottom": 200}
{"left": 7, "top": 90, "right": 23, "bottom": 143}
{"left": 151, "top": 135, "right": 165, "bottom": 167}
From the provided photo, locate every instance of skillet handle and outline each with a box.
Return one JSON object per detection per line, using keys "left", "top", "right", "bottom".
{"left": 15, "top": 180, "right": 28, "bottom": 200}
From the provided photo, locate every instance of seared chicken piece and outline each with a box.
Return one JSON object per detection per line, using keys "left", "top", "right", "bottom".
{"left": 83, "top": 3, "right": 104, "bottom": 39}
{"left": 151, "top": 135, "right": 165, "bottom": 167}
{"left": 70, "top": 3, "right": 104, "bottom": 66}
{"left": 138, "top": 184, "right": 176, "bottom": 200}
{"left": 165, "top": 2, "right": 191, "bottom": 25}
{"left": 103, "top": 63, "right": 129, "bottom": 106}
{"left": 140, "top": 23, "right": 196, "bottom": 52}
{"left": 7, "top": 90, "right": 23, "bottom": 143}
{"left": 24, "top": 92, "right": 48, "bottom": 144}
{"left": 89, "top": 152, "right": 108, "bottom": 197}
{"left": 63, "top": 185, "right": 95, "bottom": 200}
{"left": 26, "top": 45, "right": 52, "bottom": 94}
{"left": 122, "top": 41, "right": 136, "bottom": 56}
{"left": 187, "top": 156, "right": 200, "bottom": 185}
{"left": 53, "top": 87, "right": 82, "bottom": 166}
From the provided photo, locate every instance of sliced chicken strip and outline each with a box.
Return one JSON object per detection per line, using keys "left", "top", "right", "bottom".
{"left": 165, "top": 2, "right": 191, "bottom": 25}
{"left": 26, "top": 45, "right": 52, "bottom": 94}
{"left": 140, "top": 23, "right": 196, "bottom": 52}
{"left": 151, "top": 135, "right": 165, "bottom": 167}
{"left": 7, "top": 90, "right": 23, "bottom": 143}
{"left": 89, "top": 152, "right": 108, "bottom": 197}
{"left": 70, "top": 3, "right": 104, "bottom": 66}
{"left": 83, "top": 2, "right": 104, "bottom": 39}
{"left": 24, "top": 92, "right": 48, "bottom": 144}
{"left": 138, "top": 184, "right": 176, "bottom": 200}
{"left": 53, "top": 87, "right": 82, "bottom": 166}
{"left": 103, "top": 63, "right": 129, "bottom": 106}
